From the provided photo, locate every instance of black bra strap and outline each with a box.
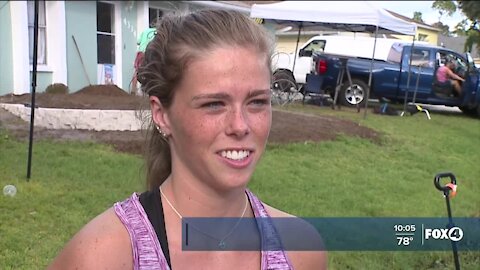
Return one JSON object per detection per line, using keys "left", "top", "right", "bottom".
{"left": 139, "top": 188, "right": 172, "bottom": 268}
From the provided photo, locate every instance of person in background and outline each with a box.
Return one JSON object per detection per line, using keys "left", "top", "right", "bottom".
{"left": 48, "top": 9, "right": 326, "bottom": 270}
{"left": 436, "top": 59, "right": 465, "bottom": 96}
{"left": 131, "top": 19, "right": 157, "bottom": 95}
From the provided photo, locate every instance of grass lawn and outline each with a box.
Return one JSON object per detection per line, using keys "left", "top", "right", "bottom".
{"left": 1, "top": 104, "right": 479, "bottom": 269}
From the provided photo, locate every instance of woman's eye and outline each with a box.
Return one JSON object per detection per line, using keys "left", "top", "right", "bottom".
{"left": 202, "top": 101, "right": 224, "bottom": 109}
{"left": 250, "top": 99, "right": 269, "bottom": 106}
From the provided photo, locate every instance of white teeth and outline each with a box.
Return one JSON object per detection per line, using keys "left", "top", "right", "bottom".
{"left": 221, "top": 150, "right": 250, "bottom": 160}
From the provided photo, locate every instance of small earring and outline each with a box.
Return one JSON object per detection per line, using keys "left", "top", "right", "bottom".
{"left": 156, "top": 125, "right": 169, "bottom": 141}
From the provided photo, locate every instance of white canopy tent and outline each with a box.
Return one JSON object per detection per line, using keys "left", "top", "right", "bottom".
{"left": 251, "top": 1, "right": 418, "bottom": 116}
{"left": 250, "top": 1, "right": 416, "bottom": 35}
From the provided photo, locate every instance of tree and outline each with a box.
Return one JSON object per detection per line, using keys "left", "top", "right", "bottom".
{"left": 432, "top": 1, "right": 479, "bottom": 53}
{"left": 464, "top": 30, "right": 480, "bottom": 54}
{"left": 432, "top": 21, "right": 451, "bottom": 36}
{"left": 453, "top": 19, "right": 470, "bottom": 35}
{"left": 432, "top": 0, "right": 457, "bottom": 20}
{"left": 432, "top": 1, "right": 479, "bottom": 32}
{"left": 456, "top": 1, "right": 480, "bottom": 53}
{"left": 457, "top": 0, "right": 480, "bottom": 28}
{"left": 413, "top": 11, "right": 424, "bottom": 23}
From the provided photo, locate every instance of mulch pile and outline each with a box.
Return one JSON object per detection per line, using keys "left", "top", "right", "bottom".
{"left": 0, "top": 85, "right": 149, "bottom": 110}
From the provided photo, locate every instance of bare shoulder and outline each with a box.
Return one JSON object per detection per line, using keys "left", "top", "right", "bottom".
{"left": 263, "top": 203, "right": 328, "bottom": 270}
{"left": 47, "top": 207, "right": 132, "bottom": 270}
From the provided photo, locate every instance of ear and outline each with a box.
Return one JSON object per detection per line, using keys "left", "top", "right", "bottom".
{"left": 150, "top": 96, "right": 172, "bottom": 136}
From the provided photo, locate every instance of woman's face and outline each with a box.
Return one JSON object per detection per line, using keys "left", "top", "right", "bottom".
{"left": 156, "top": 46, "right": 272, "bottom": 191}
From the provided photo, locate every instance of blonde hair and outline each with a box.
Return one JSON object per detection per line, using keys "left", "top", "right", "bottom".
{"left": 137, "top": 9, "right": 274, "bottom": 190}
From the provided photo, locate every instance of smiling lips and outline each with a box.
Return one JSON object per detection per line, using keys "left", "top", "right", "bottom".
{"left": 221, "top": 150, "right": 250, "bottom": 160}
{"left": 219, "top": 149, "right": 253, "bottom": 168}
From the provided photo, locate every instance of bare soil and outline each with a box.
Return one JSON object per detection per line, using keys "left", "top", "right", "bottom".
{"left": 0, "top": 85, "right": 380, "bottom": 155}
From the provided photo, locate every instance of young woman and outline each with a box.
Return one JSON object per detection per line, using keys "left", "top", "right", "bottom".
{"left": 48, "top": 9, "right": 326, "bottom": 270}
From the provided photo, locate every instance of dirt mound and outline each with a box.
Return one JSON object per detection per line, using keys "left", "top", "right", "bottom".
{"left": 74, "top": 84, "right": 130, "bottom": 97}
{"left": 0, "top": 85, "right": 149, "bottom": 110}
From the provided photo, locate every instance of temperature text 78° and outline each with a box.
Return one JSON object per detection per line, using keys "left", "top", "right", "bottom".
{"left": 397, "top": 236, "right": 414, "bottom": 246}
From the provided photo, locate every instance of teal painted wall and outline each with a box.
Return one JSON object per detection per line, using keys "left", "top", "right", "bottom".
{"left": 122, "top": 2, "right": 137, "bottom": 93}
{"left": 0, "top": 1, "right": 14, "bottom": 95}
{"left": 30, "top": 71, "right": 53, "bottom": 93}
{"left": 65, "top": 1, "right": 97, "bottom": 92}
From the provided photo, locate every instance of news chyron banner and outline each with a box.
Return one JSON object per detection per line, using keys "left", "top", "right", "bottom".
{"left": 181, "top": 217, "right": 479, "bottom": 251}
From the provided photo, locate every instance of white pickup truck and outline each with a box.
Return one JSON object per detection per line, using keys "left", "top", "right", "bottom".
{"left": 271, "top": 35, "right": 426, "bottom": 90}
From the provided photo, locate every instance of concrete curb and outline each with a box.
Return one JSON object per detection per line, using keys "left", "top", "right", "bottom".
{"left": 0, "top": 103, "right": 146, "bottom": 131}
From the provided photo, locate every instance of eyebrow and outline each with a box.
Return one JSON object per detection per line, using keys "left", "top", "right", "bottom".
{"left": 191, "top": 92, "right": 230, "bottom": 101}
{"left": 191, "top": 89, "right": 270, "bottom": 101}
{"left": 247, "top": 89, "right": 271, "bottom": 98}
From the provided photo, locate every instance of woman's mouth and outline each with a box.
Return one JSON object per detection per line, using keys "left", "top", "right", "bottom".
{"left": 220, "top": 150, "right": 250, "bottom": 161}
{"left": 218, "top": 149, "right": 253, "bottom": 169}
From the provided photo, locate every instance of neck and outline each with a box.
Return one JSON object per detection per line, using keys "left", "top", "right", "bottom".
{"left": 161, "top": 175, "right": 251, "bottom": 218}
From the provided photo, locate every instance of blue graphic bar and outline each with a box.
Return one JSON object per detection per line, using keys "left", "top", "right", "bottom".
{"left": 181, "top": 217, "right": 480, "bottom": 251}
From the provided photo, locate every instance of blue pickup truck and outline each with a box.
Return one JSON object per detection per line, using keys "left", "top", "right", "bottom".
{"left": 305, "top": 42, "right": 480, "bottom": 117}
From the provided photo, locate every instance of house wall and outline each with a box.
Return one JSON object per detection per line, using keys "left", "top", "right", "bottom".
{"left": 121, "top": 2, "right": 138, "bottom": 93}
{"left": 0, "top": 1, "right": 67, "bottom": 95}
{"left": 275, "top": 35, "right": 317, "bottom": 54}
{"left": 30, "top": 71, "right": 53, "bottom": 92}
{"left": 0, "top": 1, "right": 13, "bottom": 95}
{"left": 9, "top": 1, "right": 30, "bottom": 94}
{"left": 391, "top": 27, "right": 439, "bottom": 45}
{"left": 65, "top": 1, "right": 98, "bottom": 92}
{"left": 29, "top": 1, "right": 67, "bottom": 94}
{"left": 46, "top": 1, "right": 67, "bottom": 88}
{"left": 417, "top": 28, "right": 439, "bottom": 45}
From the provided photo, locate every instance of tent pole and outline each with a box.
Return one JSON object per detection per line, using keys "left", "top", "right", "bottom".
{"left": 27, "top": 0, "right": 39, "bottom": 180}
{"left": 363, "top": 25, "right": 378, "bottom": 119}
{"left": 402, "top": 36, "right": 416, "bottom": 114}
{"left": 291, "top": 23, "right": 303, "bottom": 74}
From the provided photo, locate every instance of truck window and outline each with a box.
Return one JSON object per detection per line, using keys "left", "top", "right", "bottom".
{"left": 437, "top": 51, "right": 467, "bottom": 77}
{"left": 302, "top": 40, "right": 326, "bottom": 54}
{"left": 387, "top": 42, "right": 404, "bottom": 63}
{"left": 411, "top": 48, "right": 432, "bottom": 67}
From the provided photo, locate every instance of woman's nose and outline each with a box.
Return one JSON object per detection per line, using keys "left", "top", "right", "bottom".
{"left": 225, "top": 107, "right": 250, "bottom": 138}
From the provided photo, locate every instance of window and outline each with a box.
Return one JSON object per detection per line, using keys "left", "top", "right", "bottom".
{"left": 302, "top": 40, "right": 326, "bottom": 54}
{"left": 387, "top": 42, "right": 405, "bottom": 63}
{"left": 97, "top": 2, "right": 115, "bottom": 64}
{"left": 410, "top": 48, "right": 431, "bottom": 67}
{"left": 27, "top": 1, "right": 47, "bottom": 65}
{"left": 149, "top": 8, "right": 163, "bottom": 25}
{"left": 418, "top": 34, "right": 428, "bottom": 42}
{"left": 437, "top": 52, "right": 467, "bottom": 74}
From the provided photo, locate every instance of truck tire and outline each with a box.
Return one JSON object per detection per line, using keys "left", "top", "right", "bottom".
{"left": 272, "top": 70, "right": 296, "bottom": 91}
{"left": 459, "top": 106, "right": 477, "bottom": 117}
{"left": 339, "top": 78, "right": 369, "bottom": 107}
{"left": 272, "top": 70, "right": 298, "bottom": 105}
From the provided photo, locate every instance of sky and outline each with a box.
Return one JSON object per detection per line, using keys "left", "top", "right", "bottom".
{"left": 370, "top": 1, "right": 467, "bottom": 30}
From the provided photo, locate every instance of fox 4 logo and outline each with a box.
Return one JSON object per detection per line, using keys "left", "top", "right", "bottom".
{"left": 424, "top": 227, "right": 464, "bottom": 241}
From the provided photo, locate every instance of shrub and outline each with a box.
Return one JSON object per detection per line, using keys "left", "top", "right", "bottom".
{"left": 45, "top": 83, "right": 69, "bottom": 94}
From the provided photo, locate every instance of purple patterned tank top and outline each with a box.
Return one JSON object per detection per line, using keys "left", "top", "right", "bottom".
{"left": 114, "top": 189, "right": 294, "bottom": 270}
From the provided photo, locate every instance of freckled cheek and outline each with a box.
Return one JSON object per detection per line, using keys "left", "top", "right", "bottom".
{"left": 178, "top": 115, "right": 224, "bottom": 141}
{"left": 249, "top": 111, "right": 272, "bottom": 138}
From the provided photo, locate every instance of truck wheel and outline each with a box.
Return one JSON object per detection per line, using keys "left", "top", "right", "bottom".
{"left": 339, "top": 79, "right": 369, "bottom": 107}
{"left": 272, "top": 70, "right": 298, "bottom": 105}
{"left": 459, "top": 106, "right": 477, "bottom": 116}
